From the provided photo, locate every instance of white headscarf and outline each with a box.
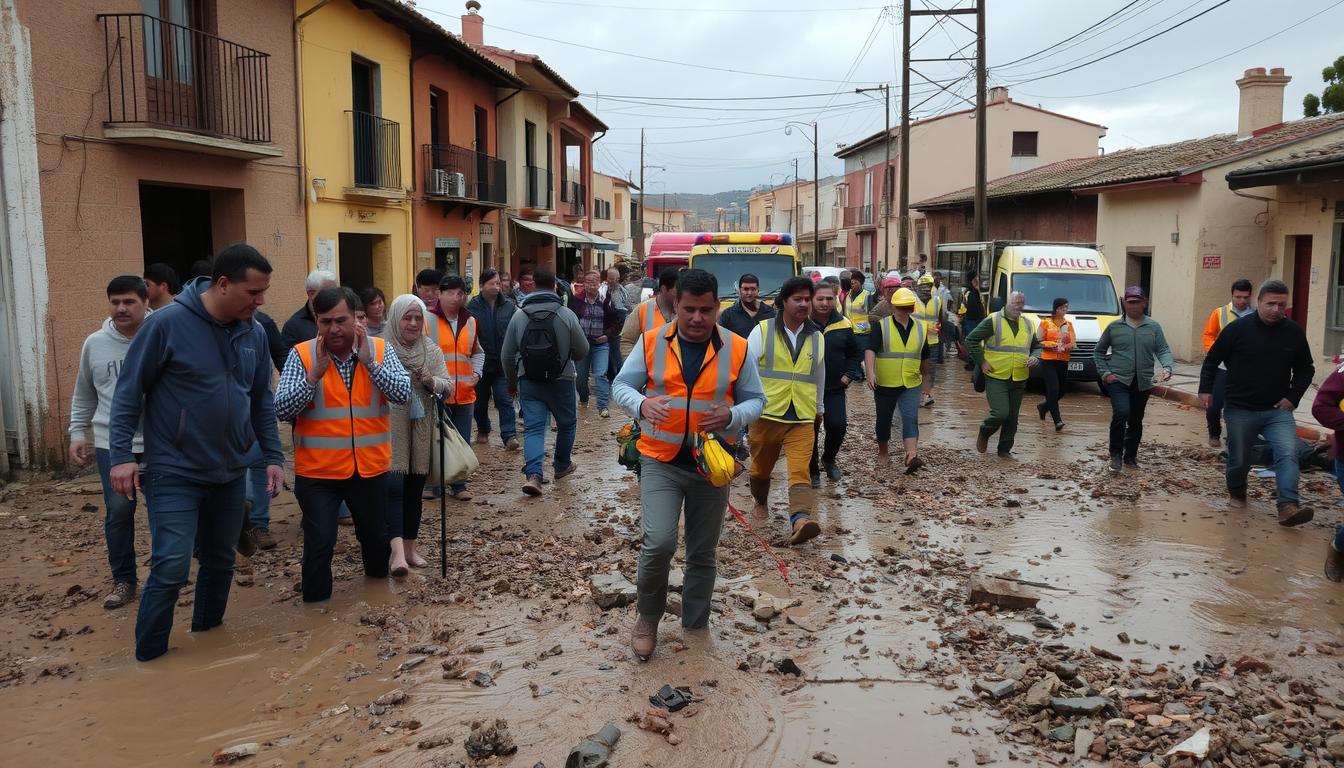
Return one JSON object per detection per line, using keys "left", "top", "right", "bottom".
{"left": 382, "top": 293, "right": 433, "bottom": 375}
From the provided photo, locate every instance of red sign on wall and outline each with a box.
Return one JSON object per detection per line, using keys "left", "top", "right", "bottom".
{"left": 1202, "top": 255, "right": 1222, "bottom": 269}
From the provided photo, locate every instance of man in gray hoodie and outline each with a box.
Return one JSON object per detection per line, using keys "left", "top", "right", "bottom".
{"left": 500, "top": 268, "right": 588, "bottom": 496}
{"left": 109, "top": 244, "right": 284, "bottom": 662}
{"left": 69, "top": 275, "right": 150, "bottom": 610}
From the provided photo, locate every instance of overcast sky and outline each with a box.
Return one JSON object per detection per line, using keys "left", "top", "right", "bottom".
{"left": 416, "top": 0, "right": 1344, "bottom": 195}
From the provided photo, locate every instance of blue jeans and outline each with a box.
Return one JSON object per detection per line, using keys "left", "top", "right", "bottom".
{"left": 520, "top": 379, "right": 577, "bottom": 478}
{"left": 242, "top": 442, "right": 270, "bottom": 529}
{"left": 95, "top": 448, "right": 139, "bottom": 585}
{"left": 445, "top": 403, "right": 473, "bottom": 494}
{"left": 135, "top": 472, "right": 246, "bottom": 661}
{"left": 1332, "top": 460, "right": 1344, "bottom": 550}
{"left": 875, "top": 386, "right": 921, "bottom": 442}
{"left": 575, "top": 340, "right": 611, "bottom": 409}
{"left": 1225, "top": 406, "right": 1299, "bottom": 505}
{"left": 474, "top": 370, "right": 517, "bottom": 444}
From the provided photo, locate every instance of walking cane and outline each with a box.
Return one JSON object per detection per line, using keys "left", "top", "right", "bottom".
{"left": 437, "top": 397, "right": 448, "bottom": 579}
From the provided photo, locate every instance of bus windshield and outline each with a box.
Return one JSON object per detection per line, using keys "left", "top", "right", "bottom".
{"left": 693, "top": 253, "right": 798, "bottom": 299}
{"left": 1012, "top": 273, "right": 1119, "bottom": 316}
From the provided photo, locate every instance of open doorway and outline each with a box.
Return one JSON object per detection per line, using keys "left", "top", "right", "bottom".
{"left": 139, "top": 183, "right": 213, "bottom": 278}
{"left": 338, "top": 233, "right": 391, "bottom": 292}
{"left": 1125, "top": 249, "right": 1153, "bottom": 313}
{"left": 1289, "top": 235, "right": 1312, "bottom": 325}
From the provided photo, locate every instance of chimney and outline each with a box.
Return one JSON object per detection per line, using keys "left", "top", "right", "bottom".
{"left": 461, "top": 0, "right": 484, "bottom": 46}
{"left": 1235, "top": 67, "right": 1291, "bottom": 138}
{"left": 987, "top": 86, "right": 1009, "bottom": 104}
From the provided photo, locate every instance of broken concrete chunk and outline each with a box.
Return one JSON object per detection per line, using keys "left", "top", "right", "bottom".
{"left": 973, "top": 678, "right": 1017, "bottom": 700}
{"left": 1050, "top": 696, "right": 1110, "bottom": 715}
{"left": 967, "top": 575, "right": 1039, "bottom": 610}
{"left": 590, "top": 572, "right": 637, "bottom": 609}
{"left": 212, "top": 743, "right": 261, "bottom": 765}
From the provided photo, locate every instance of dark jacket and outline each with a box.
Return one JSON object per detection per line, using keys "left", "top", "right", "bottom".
{"left": 570, "top": 291, "right": 620, "bottom": 341}
{"left": 500, "top": 291, "right": 590, "bottom": 387}
{"left": 254, "top": 310, "right": 287, "bottom": 373}
{"left": 280, "top": 302, "right": 316, "bottom": 351}
{"left": 815, "top": 310, "right": 864, "bottom": 391}
{"left": 1311, "top": 364, "right": 1344, "bottom": 460}
{"left": 109, "top": 277, "right": 283, "bottom": 482}
{"left": 1199, "top": 312, "right": 1314, "bottom": 410}
{"left": 719, "top": 299, "right": 776, "bottom": 340}
{"left": 467, "top": 292, "right": 517, "bottom": 375}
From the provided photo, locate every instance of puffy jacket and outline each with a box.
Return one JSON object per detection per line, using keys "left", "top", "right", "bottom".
{"left": 467, "top": 292, "right": 517, "bottom": 376}
{"left": 815, "top": 310, "right": 864, "bottom": 391}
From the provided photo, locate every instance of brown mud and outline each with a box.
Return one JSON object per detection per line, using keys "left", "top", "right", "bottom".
{"left": 1, "top": 364, "right": 1342, "bottom": 767}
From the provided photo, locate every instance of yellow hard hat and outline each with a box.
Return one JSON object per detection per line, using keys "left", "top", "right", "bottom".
{"left": 892, "top": 287, "right": 918, "bottom": 308}
{"left": 917, "top": 274, "right": 935, "bottom": 286}
{"left": 693, "top": 432, "right": 741, "bottom": 488}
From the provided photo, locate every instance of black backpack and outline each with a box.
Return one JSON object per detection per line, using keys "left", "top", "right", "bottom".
{"left": 520, "top": 307, "right": 566, "bottom": 381}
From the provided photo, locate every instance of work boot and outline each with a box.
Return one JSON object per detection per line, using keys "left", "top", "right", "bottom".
{"left": 749, "top": 478, "right": 771, "bottom": 519}
{"left": 237, "top": 524, "right": 258, "bottom": 557}
{"left": 824, "top": 460, "right": 842, "bottom": 482}
{"left": 997, "top": 449, "right": 1014, "bottom": 460}
{"left": 522, "top": 474, "right": 543, "bottom": 497}
{"left": 1277, "top": 502, "right": 1314, "bottom": 527}
{"left": 1109, "top": 455, "right": 1122, "bottom": 474}
{"left": 975, "top": 428, "right": 991, "bottom": 454}
{"left": 1326, "top": 543, "right": 1344, "bottom": 583}
{"left": 631, "top": 616, "right": 658, "bottom": 661}
{"left": 254, "top": 528, "right": 277, "bottom": 550}
{"left": 1037, "top": 402, "right": 1048, "bottom": 421}
{"left": 1228, "top": 488, "right": 1248, "bottom": 509}
{"left": 102, "top": 581, "right": 136, "bottom": 610}
{"left": 505, "top": 436, "right": 521, "bottom": 451}
{"left": 475, "top": 431, "right": 490, "bottom": 445}
{"left": 809, "top": 470, "right": 821, "bottom": 488}
{"left": 555, "top": 462, "right": 578, "bottom": 480}
{"left": 789, "top": 516, "right": 821, "bottom": 545}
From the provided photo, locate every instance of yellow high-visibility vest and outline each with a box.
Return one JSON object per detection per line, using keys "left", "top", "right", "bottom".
{"left": 757, "top": 318, "right": 821, "bottom": 423}
{"left": 915, "top": 294, "right": 944, "bottom": 342}
{"left": 873, "top": 315, "right": 925, "bottom": 389}
{"left": 982, "top": 311, "right": 1035, "bottom": 382}
{"left": 846, "top": 289, "right": 872, "bottom": 335}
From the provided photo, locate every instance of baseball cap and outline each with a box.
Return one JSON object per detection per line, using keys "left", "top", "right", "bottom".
{"left": 1123, "top": 286, "right": 1146, "bottom": 301}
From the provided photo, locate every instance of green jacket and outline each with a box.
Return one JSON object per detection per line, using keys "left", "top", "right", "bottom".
{"left": 1093, "top": 316, "right": 1174, "bottom": 391}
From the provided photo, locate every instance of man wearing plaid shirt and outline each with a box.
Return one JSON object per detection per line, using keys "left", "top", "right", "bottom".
{"left": 572, "top": 270, "right": 619, "bottom": 417}
{"left": 275, "top": 287, "right": 410, "bottom": 602}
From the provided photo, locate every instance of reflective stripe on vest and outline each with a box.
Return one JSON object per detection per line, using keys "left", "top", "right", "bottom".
{"left": 294, "top": 337, "right": 392, "bottom": 479}
{"left": 915, "top": 295, "right": 943, "bottom": 341}
{"left": 873, "top": 315, "right": 924, "bottom": 389}
{"left": 639, "top": 299, "right": 668, "bottom": 333}
{"left": 1218, "top": 303, "right": 1234, "bottom": 331}
{"left": 983, "top": 311, "right": 1035, "bottom": 382}
{"left": 431, "top": 314, "right": 478, "bottom": 406}
{"left": 758, "top": 317, "right": 820, "bottom": 423}
{"left": 846, "top": 289, "right": 872, "bottom": 334}
{"left": 636, "top": 323, "right": 746, "bottom": 461}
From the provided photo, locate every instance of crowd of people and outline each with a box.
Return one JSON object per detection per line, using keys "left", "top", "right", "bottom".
{"left": 64, "top": 247, "right": 1342, "bottom": 666}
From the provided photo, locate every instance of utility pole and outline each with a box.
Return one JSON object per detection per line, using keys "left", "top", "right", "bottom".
{"left": 974, "top": 1, "right": 987, "bottom": 240}
{"left": 899, "top": 0, "right": 911, "bottom": 271}
{"left": 907, "top": 2, "right": 987, "bottom": 254}
{"left": 637, "top": 129, "right": 645, "bottom": 258}
{"left": 854, "top": 84, "right": 890, "bottom": 273}
{"left": 812, "top": 121, "right": 819, "bottom": 265}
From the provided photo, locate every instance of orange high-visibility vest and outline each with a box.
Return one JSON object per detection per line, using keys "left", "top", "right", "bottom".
{"left": 429, "top": 312, "right": 478, "bottom": 406}
{"left": 294, "top": 337, "right": 392, "bottom": 480}
{"left": 1039, "top": 317, "right": 1072, "bottom": 362}
{"left": 636, "top": 322, "right": 748, "bottom": 462}
{"left": 638, "top": 299, "right": 671, "bottom": 334}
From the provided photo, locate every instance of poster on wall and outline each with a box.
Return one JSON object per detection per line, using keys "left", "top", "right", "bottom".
{"left": 1201, "top": 255, "right": 1222, "bottom": 270}
{"left": 315, "top": 238, "right": 336, "bottom": 274}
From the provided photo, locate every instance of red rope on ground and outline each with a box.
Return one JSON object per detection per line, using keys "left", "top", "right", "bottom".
{"left": 727, "top": 501, "right": 791, "bottom": 585}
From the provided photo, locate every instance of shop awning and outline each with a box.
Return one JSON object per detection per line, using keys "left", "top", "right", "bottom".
{"left": 511, "top": 217, "right": 619, "bottom": 250}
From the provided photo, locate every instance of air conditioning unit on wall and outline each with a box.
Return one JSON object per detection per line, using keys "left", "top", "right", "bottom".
{"left": 429, "top": 168, "right": 449, "bottom": 195}
{"left": 445, "top": 172, "right": 467, "bottom": 198}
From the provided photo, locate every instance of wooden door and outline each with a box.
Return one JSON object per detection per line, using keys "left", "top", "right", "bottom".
{"left": 1291, "top": 235, "right": 1313, "bottom": 324}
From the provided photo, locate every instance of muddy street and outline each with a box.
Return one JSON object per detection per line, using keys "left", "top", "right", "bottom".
{"left": 2, "top": 365, "right": 1343, "bottom": 768}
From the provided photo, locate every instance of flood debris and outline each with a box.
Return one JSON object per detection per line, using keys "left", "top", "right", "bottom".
{"left": 589, "top": 572, "right": 636, "bottom": 609}
{"left": 648, "top": 684, "right": 693, "bottom": 712}
{"left": 564, "top": 723, "right": 621, "bottom": 768}
{"left": 211, "top": 742, "right": 260, "bottom": 765}
{"left": 464, "top": 719, "right": 517, "bottom": 760}
{"left": 966, "top": 575, "right": 1039, "bottom": 610}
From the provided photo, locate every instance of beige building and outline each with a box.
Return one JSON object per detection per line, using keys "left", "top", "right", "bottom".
{"left": 639, "top": 204, "right": 696, "bottom": 237}
{"left": 1087, "top": 69, "right": 1344, "bottom": 360}
{"left": 746, "top": 178, "right": 844, "bottom": 264}
{"left": 836, "top": 88, "right": 1106, "bottom": 272}
{"left": 1226, "top": 141, "right": 1344, "bottom": 360}
{"left": 591, "top": 172, "right": 636, "bottom": 269}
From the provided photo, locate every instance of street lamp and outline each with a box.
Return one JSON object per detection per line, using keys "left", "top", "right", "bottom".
{"left": 785, "top": 120, "right": 819, "bottom": 266}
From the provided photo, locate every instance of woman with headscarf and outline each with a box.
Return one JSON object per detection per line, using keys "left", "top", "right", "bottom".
{"left": 383, "top": 294, "right": 453, "bottom": 574}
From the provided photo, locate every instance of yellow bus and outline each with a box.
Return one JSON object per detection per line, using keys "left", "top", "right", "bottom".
{"left": 686, "top": 232, "right": 801, "bottom": 308}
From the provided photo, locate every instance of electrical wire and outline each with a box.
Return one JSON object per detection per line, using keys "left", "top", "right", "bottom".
{"left": 998, "top": 0, "right": 1200, "bottom": 78}
{"left": 1014, "top": 0, "right": 1344, "bottom": 99}
{"left": 991, "top": 0, "right": 1150, "bottom": 69}
{"left": 509, "top": 0, "right": 887, "bottom": 13}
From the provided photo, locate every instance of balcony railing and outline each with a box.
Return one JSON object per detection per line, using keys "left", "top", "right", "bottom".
{"left": 97, "top": 13, "right": 271, "bottom": 143}
{"left": 559, "top": 179, "right": 586, "bottom": 216}
{"left": 348, "top": 110, "right": 401, "bottom": 190}
{"left": 525, "top": 165, "right": 553, "bottom": 210}
{"left": 843, "top": 204, "right": 874, "bottom": 228}
{"left": 422, "top": 144, "right": 506, "bottom": 205}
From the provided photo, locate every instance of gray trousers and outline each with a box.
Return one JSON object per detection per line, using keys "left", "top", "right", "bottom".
{"left": 637, "top": 456, "right": 729, "bottom": 628}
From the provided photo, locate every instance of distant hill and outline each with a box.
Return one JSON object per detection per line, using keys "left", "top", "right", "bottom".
{"left": 638, "top": 189, "right": 754, "bottom": 231}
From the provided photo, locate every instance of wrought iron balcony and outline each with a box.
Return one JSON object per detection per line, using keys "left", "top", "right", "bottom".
{"left": 348, "top": 110, "right": 401, "bottom": 191}
{"left": 559, "top": 179, "right": 586, "bottom": 216}
{"left": 843, "top": 204, "right": 874, "bottom": 228}
{"left": 423, "top": 144, "right": 506, "bottom": 205}
{"left": 525, "top": 165, "right": 553, "bottom": 210}
{"left": 96, "top": 13, "right": 272, "bottom": 148}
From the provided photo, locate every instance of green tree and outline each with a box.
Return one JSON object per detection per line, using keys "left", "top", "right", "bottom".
{"left": 1304, "top": 55, "right": 1344, "bottom": 117}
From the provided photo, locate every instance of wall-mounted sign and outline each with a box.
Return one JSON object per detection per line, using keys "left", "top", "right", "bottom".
{"left": 1202, "top": 255, "right": 1222, "bottom": 269}
{"left": 435, "top": 237, "right": 461, "bottom": 249}
{"left": 315, "top": 238, "right": 335, "bottom": 273}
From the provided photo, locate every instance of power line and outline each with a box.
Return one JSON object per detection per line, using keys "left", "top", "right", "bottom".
{"left": 999, "top": 0, "right": 1235, "bottom": 86}
{"left": 510, "top": 0, "right": 887, "bottom": 12}
{"left": 999, "top": 0, "right": 1204, "bottom": 78}
{"left": 810, "top": 8, "right": 889, "bottom": 122}
{"left": 581, "top": 90, "right": 854, "bottom": 101}
{"left": 592, "top": 102, "right": 881, "bottom": 131}
{"left": 582, "top": 96, "right": 876, "bottom": 113}
{"left": 1015, "top": 0, "right": 1344, "bottom": 99}
{"left": 991, "top": 0, "right": 1148, "bottom": 69}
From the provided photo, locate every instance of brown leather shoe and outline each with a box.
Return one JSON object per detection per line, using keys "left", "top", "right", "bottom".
{"left": 1326, "top": 544, "right": 1344, "bottom": 583}
{"left": 631, "top": 616, "right": 658, "bottom": 661}
{"left": 789, "top": 517, "right": 821, "bottom": 545}
{"left": 1228, "top": 489, "right": 1247, "bottom": 509}
{"left": 1277, "top": 502, "right": 1314, "bottom": 527}
{"left": 749, "top": 477, "right": 771, "bottom": 519}
{"left": 102, "top": 581, "right": 136, "bottom": 610}
{"left": 975, "top": 428, "right": 990, "bottom": 454}
{"left": 522, "top": 475, "right": 543, "bottom": 496}
{"left": 254, "top": 528, "right": 277, "bottom": 550}
{"left": 554, "top": 462, "right": 578, "bottom": 480}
